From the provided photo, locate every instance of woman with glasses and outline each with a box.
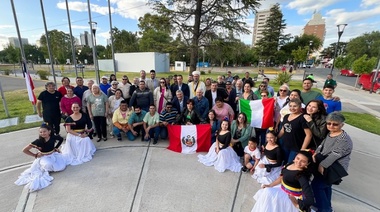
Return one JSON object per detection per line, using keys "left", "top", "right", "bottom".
{"left": 311, "top": 112, "right": 353, "bottom": 212}
{"left": 254, "top": 82, "right": 272, "bottom": 99}
{"left": 230, "top": 112, "right": 252, "bottom": 157}
{"left": 154, "top": 78, "right": 172, "bottom": 113}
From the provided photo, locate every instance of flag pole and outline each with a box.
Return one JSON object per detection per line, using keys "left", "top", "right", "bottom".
{"left": 40, "top": 0, "right": 57, "bottom": 85}
{"left": 65, "top": 0, "right": 78, "bottom": 77}
{"left": 10, "top": 0, "right": 36, "bottom": 113}
{"left": 107, "top": 0, "right": 117, "bottom": 74}
{"left": 0, "top": 80, "right": 10, "bottom": 117}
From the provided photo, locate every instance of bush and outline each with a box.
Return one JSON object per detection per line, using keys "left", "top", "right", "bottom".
{"left": 274, "top": 72, "right": 292, "bottom": 85}
{"left": 3, "top": 70, "right": 12, "bottom": 75}
{"left": 36, "top": 70, "right": 50, "bottom": 80}
{"left": 207, "top": 70, "right": 212, "bottom": 74}
{"left": 200, "top": 71, "right": 206, "bottom": 75}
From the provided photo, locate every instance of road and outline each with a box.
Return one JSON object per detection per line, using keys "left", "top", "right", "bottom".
{"left": 303, "top": 67, "right": 358, "bottom": 87}
{"left": 0, "top": 74, "right": 47, "bottom": 92}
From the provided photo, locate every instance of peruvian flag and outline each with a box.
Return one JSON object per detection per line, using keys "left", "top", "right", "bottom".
{"left": 239, "top": 98, "right": 275, "bottom": 129}
{"left": 167, "top": 124, "right": 211, "bottom": 154}
{"left": 22, "top": 61, "right": 37, "bottom": 105}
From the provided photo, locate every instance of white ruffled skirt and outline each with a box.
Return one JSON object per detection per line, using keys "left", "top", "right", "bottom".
{"left": 252, "top": 185, "right": 299, "bottom": 212}
{"left": 62, "top": 134, "right": 96, "bottom": 166}
{"left": 252, "top": 156, "right": 282, "bottom": 185}
{"left": 15, "top": 152, "right": 66, "bottom": 192}
{"left": 198, "top": 143, "right": 242, "bottom": 173}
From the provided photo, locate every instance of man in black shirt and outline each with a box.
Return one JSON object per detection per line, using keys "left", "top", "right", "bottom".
{"left": 37, "top": 82, "right": 62, "bottom": 135}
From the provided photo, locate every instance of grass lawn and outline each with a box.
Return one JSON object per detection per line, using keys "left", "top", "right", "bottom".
{"left": 341, "top": 112, "right": 380, "bottom": 135}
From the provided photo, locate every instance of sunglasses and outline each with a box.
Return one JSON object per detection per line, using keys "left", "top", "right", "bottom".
{"left": 279, "top": 89, "right": 287, "bottom": 92}
{"left": 122, "top": 79, "right": 128, "bottom": 80}
{"left": 326, "top": 122, "right": 340, "bottom": 126}
{"left": 160, "top": 81, "right": 165, "bottom": 83}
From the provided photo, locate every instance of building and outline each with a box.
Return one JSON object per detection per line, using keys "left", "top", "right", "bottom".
{"left": 302, "top": 11, "right": 326, "bottom": 46}
{"left": 80, "top": 31, "right": 93, "bottom": 48}
{"left": 8, "top": 37, "right": 29, "bottom": 48}
{"left": 252, "top": 9, "right": 271, "bottom": 47}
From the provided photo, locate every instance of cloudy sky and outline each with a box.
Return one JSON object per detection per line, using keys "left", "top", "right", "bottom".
{"left": 1, "top": 0, "right": 379, "bottom": 51}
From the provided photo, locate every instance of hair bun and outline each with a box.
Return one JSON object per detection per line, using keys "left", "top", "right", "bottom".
{"left": 223, "top": 116, "right": 229, "bottom": 121}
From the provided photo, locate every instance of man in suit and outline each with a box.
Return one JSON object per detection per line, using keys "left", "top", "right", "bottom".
{"left": 204, "top": 81, "right": 228, "bottom": 110}
{"left": 171, "top": 74, "right": 190, "bottom": 99}
{"left": 171, "top": 90, "right": 189, "bottom": 113}
{"left": 145, "top": 70, "right": 159, "bottom": 91}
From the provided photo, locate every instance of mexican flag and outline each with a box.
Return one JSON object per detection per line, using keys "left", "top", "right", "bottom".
{"left": 239, "top": 98, "right": 275, "bottom": 129}
{"left": 167, "top": 124, "right": 211, "bottom": 154}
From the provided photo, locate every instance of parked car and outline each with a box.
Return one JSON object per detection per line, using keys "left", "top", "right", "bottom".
{"left": 72, "top": 64, "right": 85, "bottom": 68}
{"left": 340, "top": 69, "right": 357, "bottom": 77}
{"left": 358, "top": 70, "right": 380, "bottom": 93}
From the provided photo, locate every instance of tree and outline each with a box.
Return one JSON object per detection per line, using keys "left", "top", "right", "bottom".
{"left": 346, "top": 31, "right": 380, "bottom": 60}
{"left": 255, "top": 3, "right": 287, "bottom": 65}
{"left": 150, "top": 0, "right": 260, "bottom": 74}
{"left": 352, "top": 54, "right": 377, "bottom": 88}
{"left": 40, "top": 30, "right": 72, "bottom": 64}
{"left": 291, "top": 47, "right": 308, "bottom": 67}
{"left": 112, "top": 27, "right": 139, "bottom": 53}
{"left": 3, "top": 44, "right": 20, "bottom": 71}
{"left": 280, "top": 34, "right": 321, "bottom": 64}
{"left": 334, "top": 53, "right": 355, "bottom": 70}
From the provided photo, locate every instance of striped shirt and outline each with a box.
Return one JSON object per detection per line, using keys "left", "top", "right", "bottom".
{"left": 159, "top": 109, "right": 178, "bottom": 124}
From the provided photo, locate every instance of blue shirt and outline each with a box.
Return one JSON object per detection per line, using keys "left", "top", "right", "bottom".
{"left": 317, "top": 96, "right": 342, "bottom": 114}
{"left": 128, "top": 110, "right": 147, "bottom": 125}
{"left": 73, "top": 85, "right": 89, "bottom": 100}
{"left": 193, "top": 96, "right": 209, "bottom": 119}
{"left": 99, "top": 83, "right": 111, "bottom": 95}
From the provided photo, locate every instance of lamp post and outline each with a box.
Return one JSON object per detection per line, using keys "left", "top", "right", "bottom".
{"left": 89, "top": 21, "right": 100, "bottom": 84}
{"left": 330, "top": 24, "right": 347, "bottom": 75}
{"left": 303, "top": 41, "right": 313, "bottom": 79}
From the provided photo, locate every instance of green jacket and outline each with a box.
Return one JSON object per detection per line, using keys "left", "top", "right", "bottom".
{"left": 230, "top": 120, "right": 252, "bottom": 147}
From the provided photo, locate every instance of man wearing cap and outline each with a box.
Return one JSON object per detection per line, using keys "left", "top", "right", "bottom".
{"left": 100, "top": 76, "right": 111, "bottom": 95}
{"left": 146, "top": 70, "right": 159, "bottom": 91}
{"left": 188, "top": 70, "right": 206, "bottom": 98}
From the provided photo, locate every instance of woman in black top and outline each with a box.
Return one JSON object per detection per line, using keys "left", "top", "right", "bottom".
{"left": 15, "top": 124, "right": 67, "bottom": 192}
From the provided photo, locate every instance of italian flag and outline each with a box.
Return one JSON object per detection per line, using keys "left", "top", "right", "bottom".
{"left": 167, "top": 124, "right": 211, "bottom": 154}
{"left": 239, "top": 98, "right": 275, "bottom": 129}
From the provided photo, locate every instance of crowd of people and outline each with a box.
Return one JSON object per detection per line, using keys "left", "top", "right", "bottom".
{"left": 15, "top": 69, "right": 352, "bottom": 212}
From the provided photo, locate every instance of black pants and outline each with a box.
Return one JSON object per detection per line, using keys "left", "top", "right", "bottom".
{"left": 43, "top": 113, "right": 61, "bottom": 135}
{"left": 93, "top": 116, "right": 107, "bottom": 138}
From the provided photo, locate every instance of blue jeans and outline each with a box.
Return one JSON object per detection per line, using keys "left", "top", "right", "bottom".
{"left": 126, "top": 125, "right": 145, "bottom": 141}
{"left": 160, "top": 127, "right": 168, "bottom": 139}
{"left": 147, "top": 126, "right": 160, "bottom": 142}
{"left": 311, "top": 174, "right": 333, "bottom": 212}
{"left": 283, "top": 147, "right": 298, "bottom": 164}
{"left": 113, "top": 127, "right": 127, "bottom": 139}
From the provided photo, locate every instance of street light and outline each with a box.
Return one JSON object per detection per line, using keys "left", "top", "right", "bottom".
{"left": 89, "top": 21, "right": 100, "bottom": 83}
{"left": 330, "top": 24, "right": 347, "bottom": 75}
{"left": 303, "top": 41, "right": 313, "bottom": 79}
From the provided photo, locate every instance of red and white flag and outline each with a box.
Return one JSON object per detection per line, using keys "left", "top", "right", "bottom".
{"left": 239, "top": 98, "right": 275, "bottom": 129}
{"left": 23, "top": 62, "right": 36, "bottom": 105}
{"left": 167, "top": 124, "right": 211, "bottom": 154}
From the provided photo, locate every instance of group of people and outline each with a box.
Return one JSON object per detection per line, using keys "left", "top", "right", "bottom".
{"left": 16, "top": 69, "right": 352, "bottom": 212}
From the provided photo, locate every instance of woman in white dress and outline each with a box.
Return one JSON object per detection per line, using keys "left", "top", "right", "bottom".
{"left": 252, "top": 129, "right": 283, "bottom": 185}
{"left": 252, "top": 150, "right": 315, "bottom": 212}
{"left": 15, "top": 124, "right": 66, "bottom": 192}
{"left": 198, "top": 118, "right": 242, "bottom": 172}
{"left": 62, "top": 102, "right": 96, "bottom": 165}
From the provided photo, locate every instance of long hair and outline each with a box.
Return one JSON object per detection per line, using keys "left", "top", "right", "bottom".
{"left": 305, "top": 100, "right": 327, "bottom": 120}
{"left": 236, "top": 112, "right": 248, "bottom": 128}
{"left": 295, "top": 150, "right": 313, "bottom": 179}
{"left": 283, "top": 89, "right": 304, "bottom": 107}
{"left": 38, "top": 123, "right": 53, "bottom": 141}
{"left": 206, "top": 109, "right": 217, "bottom": 123}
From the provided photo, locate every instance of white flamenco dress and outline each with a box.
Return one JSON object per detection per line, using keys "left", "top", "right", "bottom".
{"left": 15, "top": 136, "right": 67, "bottom": 192}
{"left": 61, "top": 115, "right": 96, "bottom": 165}
{"left": 198, "top": 132, "right": 242, "bottom": 172}
{"left": 252, "top": 156, "right": 282, "bottom": 185}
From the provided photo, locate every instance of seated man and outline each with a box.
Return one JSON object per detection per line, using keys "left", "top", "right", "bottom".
{"left": 143, "top": 104, "right": 161, "bottom": 144}
{"left": 159, "top": 102, "right": 178, "bottom": 139}
{"left": 127, "top": 106, "right": 147, "bottom": 141}
{"left": 112, "top": 100, "right": 132, "bottom": 141}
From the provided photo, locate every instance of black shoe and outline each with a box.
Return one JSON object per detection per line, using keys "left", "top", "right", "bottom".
{"left": 241, "top": 166, "right": 248, "bottom": 173}
{"left": 96, "top": 138, "right": 102, "bottom": 142}
{"left": 103, "top": 137, "right": 107, "bottom": 141}
{"left": 153, "top": 140, "right": 157, "bottom": 145}
{"left": 117, "top": 137, "right": 122, "bottom": 141}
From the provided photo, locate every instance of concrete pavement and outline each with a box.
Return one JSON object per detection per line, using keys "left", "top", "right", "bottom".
{"left": 1, "top": 70, "right": 380, "bottom": 212}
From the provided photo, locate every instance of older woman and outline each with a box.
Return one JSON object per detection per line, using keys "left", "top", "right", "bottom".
{"left": 206, "top": 109, "right": 220, "bottom": 144}
{"left": 87, "top": 84, "right": 109, "bottom": 142}
{"left": 62, "top": 102, "right": 96, "bottom": 165}
{"left": 274, "top": 84, "right": 289, "bottom": 128}
{"left": 252, "top": 150, "right": 315, "bottom": 212}
{"left": 154, "top": 77, "right": 172, "bottom": 113}
{"left": 57, "top": 77, "right": 74, "bottom": 96}
{"left": 212, "top": 96, "right": 234, "bottom": 122}
{"left": 230, "top": 112, "right": 252, "bottom": 157}
{"left": 108, "top": 89, "right": 124, "bottom": 138}
{"left": 60, "top": 88, "right": 81, "bottom": 120}
{"left": 311, "top": 112, "right": 353, "bottom": 212}
{"left": 304, "top": 100, "right": 328, "bottom": 149}
{"left": 275, "top": 89, "right": 305, "bottom": 132}
{"left": 198, "top": 118, "right": 242, "bottom": 172}
{"left": 15, "top": 124, "right": 66, "bottom": 192}
{"left": 107, "top": 81, "right": 119, "bottom": 97}
{"left": 176, "top": 99, "right": 204, "bottom": 125}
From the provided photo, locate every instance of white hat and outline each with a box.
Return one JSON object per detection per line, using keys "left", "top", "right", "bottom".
{"left": 101, "top": 76, "right": 108, "bottom": 79}
{"left": 192, "top": 71, "right": 200, "bottom": 76}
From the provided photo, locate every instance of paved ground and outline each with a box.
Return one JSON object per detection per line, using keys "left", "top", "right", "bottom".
{"left": 1, "top": 69, "right": 380, "bottom": 212}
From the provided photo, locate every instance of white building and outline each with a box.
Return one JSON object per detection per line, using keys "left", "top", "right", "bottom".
{"left": 8, "top": 37, "right": 29, "bottom": 48}
{"left": 252, "top": 9, "right": 271, "bottom": 47}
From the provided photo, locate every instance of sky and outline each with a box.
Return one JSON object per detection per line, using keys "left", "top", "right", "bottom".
{"left": 0, "top": 0, "right": 380, "bottom": 51}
